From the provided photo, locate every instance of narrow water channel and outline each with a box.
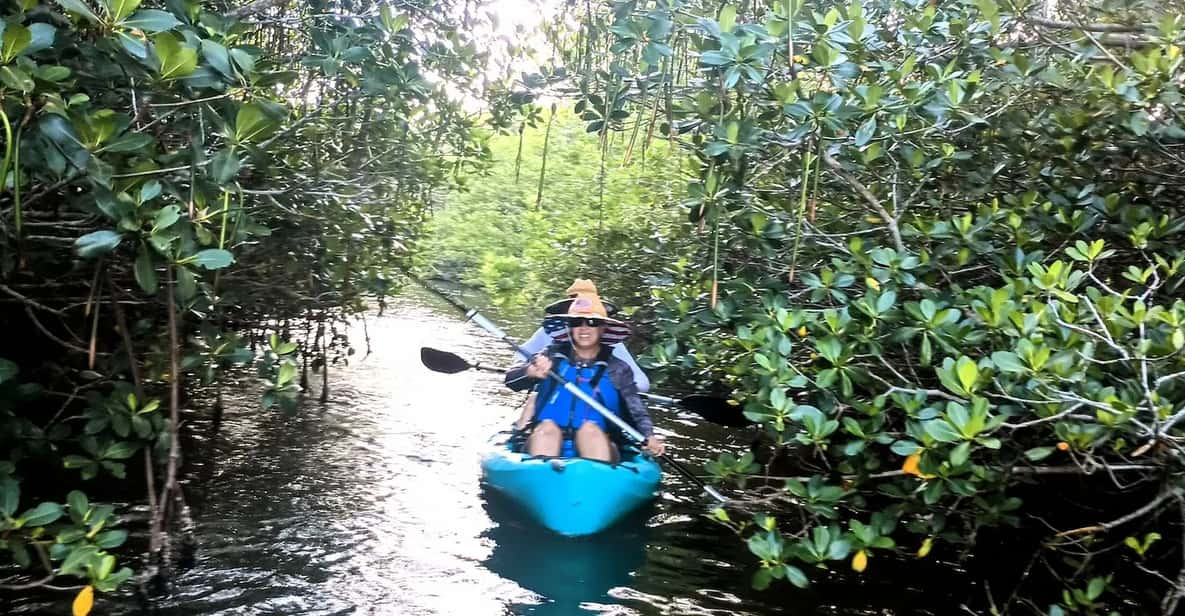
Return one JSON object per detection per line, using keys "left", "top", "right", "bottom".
{"left": 10, "top": 291, "right": 963, "bottom": 615}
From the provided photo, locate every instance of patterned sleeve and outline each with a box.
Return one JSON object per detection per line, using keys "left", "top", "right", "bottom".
{"left": 516, "top": 327, "right": 552, "bottom": 361}
{"left": 607, "top": 359, "right": 654, "bottom": 438}
{"left": 610, "top": 344, "right": 651, "bottom": 392}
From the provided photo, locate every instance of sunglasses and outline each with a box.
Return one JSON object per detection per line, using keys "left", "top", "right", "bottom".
{"left": 567, "top": 317, "right": 606, "bottom": 328}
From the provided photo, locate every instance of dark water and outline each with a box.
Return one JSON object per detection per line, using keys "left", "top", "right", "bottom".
{"left": 8, "top": 292, "right": 969, "bottom": 615}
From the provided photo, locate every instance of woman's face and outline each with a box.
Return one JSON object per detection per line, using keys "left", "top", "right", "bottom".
{"left": 570, "top": 318, "right": 604, "bottom": 348}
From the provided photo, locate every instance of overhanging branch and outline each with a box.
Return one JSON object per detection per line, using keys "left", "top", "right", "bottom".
{"left": 227, "top": 0, "right": 289, "bottom": 19}
{"left": 1024, "top": 16, "right": 1145, "bottom": 33}
{"left": 820, "top": 150, "right": 906, "bottom": 253}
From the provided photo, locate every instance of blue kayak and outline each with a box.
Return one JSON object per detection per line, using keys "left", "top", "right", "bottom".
{"left": 480, "top": 431, "right": 662, "bottom": 536}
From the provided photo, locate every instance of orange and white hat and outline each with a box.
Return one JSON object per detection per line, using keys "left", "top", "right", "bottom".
{"left": 541, "top": 279, "right": 631, "bottom": 344}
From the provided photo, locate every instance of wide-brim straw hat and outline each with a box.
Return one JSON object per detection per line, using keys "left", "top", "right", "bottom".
{"left": 541, "top": 279, "right": 630, "bottom": 345}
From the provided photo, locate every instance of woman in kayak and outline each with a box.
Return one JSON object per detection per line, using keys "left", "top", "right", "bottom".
{"left": 505, "top": 280, "right": 665, "bottom": 461}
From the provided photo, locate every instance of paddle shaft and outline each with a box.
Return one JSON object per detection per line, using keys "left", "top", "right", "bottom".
{"left": 425, "top": 350, "right": 679, "bottom": 407}
{"left": 411, "top": 276, "right": 727, "bottom": 503}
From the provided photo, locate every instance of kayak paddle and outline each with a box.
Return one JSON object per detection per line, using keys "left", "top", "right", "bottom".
{"left": 408, "top": 275, "right": 729, "bottom": 504}
{"left": 419, "top": 346, "right": 752, "bottom": 427}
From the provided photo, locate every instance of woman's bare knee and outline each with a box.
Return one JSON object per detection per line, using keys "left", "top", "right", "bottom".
{"left": 527, "top": 420, "right": 562, "bottom": 456}
{"left": 575, "top": 422, "right": 612, "bottom": 461}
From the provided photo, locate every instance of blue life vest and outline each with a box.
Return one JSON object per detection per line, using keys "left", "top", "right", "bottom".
{"left": 533, "top": 347, "right": 622, "bottom": 448}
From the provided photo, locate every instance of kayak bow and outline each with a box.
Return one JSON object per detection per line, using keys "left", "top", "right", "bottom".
{"left": 480, "top": 431, "right": 662, "bottom": 536}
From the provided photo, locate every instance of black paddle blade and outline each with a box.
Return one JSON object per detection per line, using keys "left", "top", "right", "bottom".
{"left": 420, "top": 347, "right": 472, "bottom": 374}
{"left": 677, "top": 394, "right": 754, "bottom": 427}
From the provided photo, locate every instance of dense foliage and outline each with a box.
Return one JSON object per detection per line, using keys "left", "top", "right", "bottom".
{"left": 556, "top": 0, "right": 1185, "bottom": 613}
{"left": 420, "top": 107, "right": 690, "bottom": 325}
{"left": 0, "top": 0, "right": 511, "bottom": 606}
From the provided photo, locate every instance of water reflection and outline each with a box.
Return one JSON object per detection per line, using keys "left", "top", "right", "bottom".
{"left": 482, "top": 490, "right": 652, "bottom": 615}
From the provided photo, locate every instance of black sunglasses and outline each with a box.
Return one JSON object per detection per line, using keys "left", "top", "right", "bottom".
{"left": 567, "top": 317, "right": 606, "bottom": 328}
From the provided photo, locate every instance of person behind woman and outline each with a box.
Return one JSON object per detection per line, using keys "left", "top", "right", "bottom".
{"left": 505, "top": 281, "right": 665, "bottom": 461}
{"left": 515, "top": 280, "right": 650, "bottom": 392}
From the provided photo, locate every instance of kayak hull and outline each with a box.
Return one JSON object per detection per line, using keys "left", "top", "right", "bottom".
{"left": 480, "top": 433, "right": 662, "bottom": 536}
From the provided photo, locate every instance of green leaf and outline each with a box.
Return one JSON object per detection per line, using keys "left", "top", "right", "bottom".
{"left": 103, "top": 441, "right": 138, "bottom": 460}
{"left": 991, "top": 351, "right": 1025, "bottom": 374}
{"left": 153, "top": 33, "right": 197, "bottom": 80}
{"left": 751, "top": 567, "right": 772, "bottom": 590}
{"left": 96, "top": 553, "right": 116, "bottom": 579}
{"left": 185, "top": 248, "right": 234, "bottom": 270}
{"left": 201, "top": 39, "right": 233, "bottom": 78}
{"left": 923, "top": 419, "right": 962, "bottom": 443}
{"left": 2, "top": 24, "right": 32, "bottom": 63}
{"left": 0, "top": 66, "right": 34, "bottom": 92}
{"left": 94, "top": 529, "right": 128, "bottom": 549}
{"left": 950, "top": 441, "right": 971, "bottom": 466}
{"left": 955, "top": 356, "right": 979, "bottom": 393}
{"left": 827, "top": 537, "right": 852, "bottom": 560}
{"left": 37, "top": 65, "right": 71, "bottom": 82}
{"left": 59, "top": 545, "right": 98, "bottom": 576}
{"left": 67, "top": 490, "right": 89, "bottom": 522}
{"left": 1086, "top": 577, "right": 1105, "bottom": 601}
{"left": 75, "top": 230, "right": 123, "bottom": 258}
{"left": 210, "top": 149, "right": 241, "bottom": 184}
{"left": 783, "top": 564, "right": 809, "bottom": 588}
{"left": 121, "top": 9, "right": 182, "bottom": 33}
{"left": 946, "top": 402, "right": 970, "bottom": 433}
{"left": 0, "top": 479, "right": 19, "bottom": 516}
{"left": 1024, "top": 446, "right": 1054, "bottom": 461}
{"left": 854, "top": 116, "right": 877, "bottom": 147}
{"left": 153, "top": 204, "right": 179, "bottom": 229}
{"left": 229, "top": 48, "right": 255, "bottom": 74}
{"left": 234, "top": 102, "right": 280, "bottom": 143}
{"left": 118, "top": 32, "right": 148, "bottom": 60}
{"left": 139, "top": 180, "right": 161, "bottom": 203}
{"left": 0, "top": 358, "right": 17, "bottom": 384}
{"left": 24, "top": 24, "right": 57, "bottom": 56}
{"left": 937, "top": 357, "right": 963, "bottom": 395}
{"left": 276, "top": 361, "right": 297, "bottom": 387}
{"left": 134, "top": 247, "right": 158, "bottom": 294}
{"left": 176, "top": 266, "right": 196, "bottom": 301}
{"left": 718, "top": 4, "right": 737, "bottom": 31}
{"left": 890, "top": 440, "right": 921, "bottom": 456}
{"left": 95, "top": 566, "right": 132, "bottom": 592}
{"left": 105, "top": 0, "right": 142, "bottom": 23}
{"left": 20, "top": 502, "right": 64, "bottom": 527}
{"left": 54, "top": 0, "right": 101, "bottom": 23}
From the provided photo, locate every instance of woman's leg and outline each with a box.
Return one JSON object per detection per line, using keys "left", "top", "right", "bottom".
{"left": 527, "top": 419, "right": 562, "bottom": 456}
{"left": 574, "top": 422, "right": 613, "bottom": 462}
